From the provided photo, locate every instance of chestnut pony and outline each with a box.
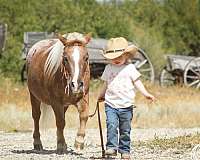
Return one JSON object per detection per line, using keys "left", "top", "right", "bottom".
{"left": 26, "top": 33, "right": 91, "bottom": 153}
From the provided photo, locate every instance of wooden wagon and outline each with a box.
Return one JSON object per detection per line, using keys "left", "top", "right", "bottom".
{"left": 0, "top": 23, "right": 7, "bottom": 56}
{"left": 160, "top": 55, "right": 200, "bottom": 89}
{"left": 21, "top": 32, "right": 155, "bottom": 82}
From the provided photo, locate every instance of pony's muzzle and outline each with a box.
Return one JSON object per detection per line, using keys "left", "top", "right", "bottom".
{"left": 70, "top": 81, "right": 84, "bottom": 94}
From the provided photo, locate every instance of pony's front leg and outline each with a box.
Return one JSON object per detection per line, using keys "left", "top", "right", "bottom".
{"left": 75, "top": 93, "right": 89, "bottom": 150}
{"left": 52, "top": 104, "right": 67, "bottom": 154}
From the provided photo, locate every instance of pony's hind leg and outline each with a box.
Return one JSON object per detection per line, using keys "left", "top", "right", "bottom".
{"left": 52, "top": 104, "right": 67, "bottom": 154}
{"left": 30, "top": 92, "right": 43, "bottom": 150}
{"left": 75, "top": 94, "right": 89, "bottom": 150}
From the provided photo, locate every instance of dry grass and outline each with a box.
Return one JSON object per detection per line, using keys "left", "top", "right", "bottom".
{"left": 135, "top": 132, "right": 200, "bottom": 151}
{"left": 0, "top": 77, "right": 200, "bottom": 131}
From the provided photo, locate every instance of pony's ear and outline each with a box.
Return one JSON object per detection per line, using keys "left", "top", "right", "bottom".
{"left": 57, "top": 33, "right": 67, "bottom": 45}
{"left": 84, "top": 32, "right": 92, "bottom": 44}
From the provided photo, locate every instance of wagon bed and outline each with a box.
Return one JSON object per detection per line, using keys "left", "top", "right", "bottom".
{"left": 165, "top": 55, "right": 195, "bottom": 71}
{"left": 21, "top": 32, "right": 155, "bottom": 82}
{"left": 0, "top": 23, "right": 7, "bottom": 56}
{"left": 160, "top": 54, "right": 200, "bottom": 89}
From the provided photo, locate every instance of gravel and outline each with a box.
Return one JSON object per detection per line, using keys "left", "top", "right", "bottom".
{"left": 0, "top": 128, "right": 200, "bottom": 160}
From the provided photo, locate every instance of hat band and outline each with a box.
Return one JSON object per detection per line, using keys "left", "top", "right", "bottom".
{"left": 106, "top": 49, "right": 125, "bottom": 53}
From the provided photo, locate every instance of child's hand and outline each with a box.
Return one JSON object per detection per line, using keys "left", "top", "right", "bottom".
{"left": 146, "top": 94, "right": 156, "bottom": 102}
{"left": 97, "top": 95, "right": 105, "bottom": 102}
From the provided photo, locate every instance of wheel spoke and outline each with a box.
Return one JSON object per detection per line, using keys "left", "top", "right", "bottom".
{"left": 164, "top": 77, "right": 176, "bottom": 81}
{"left": 139, "top": 68, "right": 152, "bottom": 72}
{"left": 136, "top": 59, "right": 148, "bottom": 68}
{"left": 189, "top": 68, "right": 200, "bottom": 76}
{"left": 161, "top": 79, "right": 175, "bottom": 86}
{"left": 134, "top": 49, "right": 154, "bottom": 83}
{"left": 196, "top": 82, "right": 200, "bottom": 89}
{"left": 188, "top": 80, "right": 200, "bottom": 87}
{"left": 185, "top": 75, "right": 199, "bottom": 79}
{"left": 184, "top": 57, "right": 200, "bottom": 87}
{"left": 160, "top": 68, "right": 177, "bottom": 86}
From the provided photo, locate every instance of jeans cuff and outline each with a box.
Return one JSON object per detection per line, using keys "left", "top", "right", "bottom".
{"left": 118, "top": 149, "right": 130, "bottom": 154}
{"left": 106, "top": 146, "right": 118, "bottom": 151}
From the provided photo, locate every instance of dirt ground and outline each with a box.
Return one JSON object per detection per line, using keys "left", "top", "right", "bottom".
{"left": 0, "top": 128, "right": 200, "bottom": 160}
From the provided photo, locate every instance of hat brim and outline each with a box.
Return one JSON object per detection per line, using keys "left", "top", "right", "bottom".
{"left": 102, "top": 51, "right": 124, "bottom": 59}
{"left": 102, "top": 45, "right": 138, "bottom": 60}
{"left": 125, "top": 45, "right": 138, "bottom": 55}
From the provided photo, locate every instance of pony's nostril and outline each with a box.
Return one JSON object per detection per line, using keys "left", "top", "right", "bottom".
{"left": 79, "top": 82, "right": 84, "bottom": 88}
{"left": 70, "top": 81, "right": 83, "bottom": 92}
{"left": 71, "top": 82, "right": 75, "bottom": 88}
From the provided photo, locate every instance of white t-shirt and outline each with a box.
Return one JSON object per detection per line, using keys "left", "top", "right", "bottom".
{"left": 101, "top": 63, "right": 141, "bottom": 108}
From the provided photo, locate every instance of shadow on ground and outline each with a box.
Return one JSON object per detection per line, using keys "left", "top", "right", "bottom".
{"left": 11, "top": 148, "right": 105, "bottom": 159}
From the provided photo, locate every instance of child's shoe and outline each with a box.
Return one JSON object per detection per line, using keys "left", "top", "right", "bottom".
{"left": 121, "top": 153, "right": 131, "bottom": 159}
{"left": 105, "top": 148, "right": 117, "bottom": 157}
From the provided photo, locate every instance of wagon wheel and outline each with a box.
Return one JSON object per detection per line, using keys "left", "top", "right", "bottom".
{"left": 133, "top": 49, "right": 154, "bottom": 83}
{"left": 184, "top": 57, "right": 200, "bottom": 89}
{"left": 160, "top": 67, "right": 184, "bottom": 87}
{"left": 89, "top": 63, "right": 106, "bottom": 78}
{"left": 21, "top": 62, "right": 27, "bottom": 82}
{"left": 160, "top": 66, "right": 175, "bottom": 87}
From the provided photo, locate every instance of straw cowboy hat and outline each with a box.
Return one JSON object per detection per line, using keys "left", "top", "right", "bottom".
{"left": 103, "top": 37, "right": 138, "bottom": 59}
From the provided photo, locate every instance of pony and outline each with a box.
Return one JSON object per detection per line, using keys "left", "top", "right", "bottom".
{"left": 26, "top": 32, "right": 91, "bottom": 153}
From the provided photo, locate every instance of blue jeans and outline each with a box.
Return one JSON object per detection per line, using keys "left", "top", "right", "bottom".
{"left": 105, "top": 103, "right": 133, "bottom": 153}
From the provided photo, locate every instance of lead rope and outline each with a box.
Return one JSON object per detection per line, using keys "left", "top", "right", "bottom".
{"left": 89, "top": 102, "right": 105, "bottom": 158}
{"left": 61, "top": 62, "right": 70, "bottom": 95}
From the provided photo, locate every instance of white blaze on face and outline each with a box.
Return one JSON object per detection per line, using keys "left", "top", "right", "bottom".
{"left": 72, "top": 47, "right": 80, "bottom": 91}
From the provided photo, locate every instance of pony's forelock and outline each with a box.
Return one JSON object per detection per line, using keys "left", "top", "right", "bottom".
{"left": 44, "top": 40, "right": 64, "bottom": 77}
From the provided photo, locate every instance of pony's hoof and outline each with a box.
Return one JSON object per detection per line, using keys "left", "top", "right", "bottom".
{"left": 34, "top": 144, "right": 43, "bottom": 151}
{"left": 56, "top": 143, "right": 67, "bottom": 154}
{"left": 74, "top": 139, "right": 84, "bottom": 150}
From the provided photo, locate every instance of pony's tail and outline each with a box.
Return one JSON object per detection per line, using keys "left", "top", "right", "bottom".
{"left": 40, "top": 103, "right": 55, "bottom": 129}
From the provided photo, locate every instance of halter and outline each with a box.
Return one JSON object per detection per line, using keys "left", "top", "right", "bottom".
{"left": 60, "top": 43, "right": 88, "bottom": 95}
{"left": 60, "top": 59, "right": 71, "bottom": 95}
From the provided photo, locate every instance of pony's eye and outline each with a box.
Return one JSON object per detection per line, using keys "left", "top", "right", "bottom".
{"left": 63, "top": 56, "right": 68, "bottom": 65}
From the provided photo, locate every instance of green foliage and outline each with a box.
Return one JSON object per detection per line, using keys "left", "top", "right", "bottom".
{"left": 0, "top": 36, "right": 23, "bottom": 80}
{"left": 0, "top": 0, "right": 199, "bottom": 80}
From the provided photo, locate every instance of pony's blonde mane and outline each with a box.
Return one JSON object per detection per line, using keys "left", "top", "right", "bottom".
{"left": 44, "top": 40, "right": 64, "bottom": 77}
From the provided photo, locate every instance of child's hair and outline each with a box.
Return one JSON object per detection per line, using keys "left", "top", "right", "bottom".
{"left": 124, "top": 52, "right": 135, "bottom": 64}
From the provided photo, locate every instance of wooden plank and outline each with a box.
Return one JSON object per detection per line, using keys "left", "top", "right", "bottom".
{"left": 87, "top": 38, "right": 107, "bottom": 64}
{"left": 166, "top": 55, "right": 196, "bottom": 70}
{"left": 22, "top": 32, "right": 54, "bottom": 59}
{"left": 0, "top": 23, "right": 7, "bottom": 53}
{"left": 166, "top": 54, "right": 195, "bottom": 61}
{"left": 24, "top": 32, "right": 54, "bottom": 45}
{"left": 21, "top": 33, "right": 151, "bottom": 69}
{"left": 87, "top": 38, "right": 107, "bottom": 50}
{"left": 22, "top": 33, "right": 108, "bottom": 62}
